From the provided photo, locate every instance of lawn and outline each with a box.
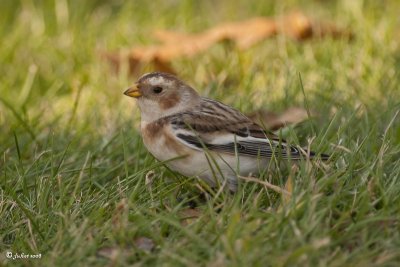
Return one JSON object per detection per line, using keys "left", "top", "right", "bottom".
{"left": 1, "top": 0, "right": 400, "bottom": 266}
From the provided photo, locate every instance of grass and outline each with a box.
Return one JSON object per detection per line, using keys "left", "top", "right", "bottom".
{"left": 1, "top": 0, "right": 400, "bottom": 266}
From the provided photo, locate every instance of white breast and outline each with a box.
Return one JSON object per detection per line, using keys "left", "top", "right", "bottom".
{"left": 141, "top": 122, "right": 267, "bottom": 191}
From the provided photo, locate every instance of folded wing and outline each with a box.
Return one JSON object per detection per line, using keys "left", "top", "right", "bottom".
{"left": 168, "top": 98, "right": 311, "bottom": 160}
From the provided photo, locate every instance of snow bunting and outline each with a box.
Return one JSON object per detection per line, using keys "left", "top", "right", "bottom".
{"left": 124, "top": 72, "right": 328, "bottom": 191}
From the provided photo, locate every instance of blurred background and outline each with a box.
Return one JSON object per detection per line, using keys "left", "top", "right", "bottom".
{"left": 1, "top": 1, "right": 400, "bottom": 265}
{"left": 1, "top": 0, "right": 399, "bottom": 142}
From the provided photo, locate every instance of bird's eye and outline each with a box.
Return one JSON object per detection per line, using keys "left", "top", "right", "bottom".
{"left": 152, "top": 86, "right": 163, "bottom": 94}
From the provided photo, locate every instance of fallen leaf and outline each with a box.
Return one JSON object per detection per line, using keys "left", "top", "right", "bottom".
{"left": 155, "top": 17, "right": 277, "bottom": 51}
{"left": 279, "top": 11, "right": 354, "bottom": 40}
{"left": 310, "top": 20, "right": 354, "bottom": 40}
{"left": 279, "top": 11, "right": 313, "bottom": 40}
{"left": 247, "top": 107, "right": 311, "bottom": 130}
{"left": 102, "top": 50, "right": 175, "bottom": 76}
{"left": 104, "top": 11, "right": 352, "bottom": 75}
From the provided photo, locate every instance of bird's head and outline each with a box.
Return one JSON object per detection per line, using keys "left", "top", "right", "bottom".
{"left": 124, "top": 72, "right": 200, "bottom": 122}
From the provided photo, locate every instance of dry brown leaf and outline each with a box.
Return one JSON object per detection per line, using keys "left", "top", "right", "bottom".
{"left": 153, "top": 30, "right": 190, "bottom": 44}
{"left": 154, "top": 17, "right": 277, "bottom": 49}
{"left": 105, "top": 11, "right": 352, "bottom": 75}
{"left": 279, "top": 11, "right": 354, "bottom": 40}
{"left": 279, "top": 11, "right": 313, "bottom": 39}
{"left": 134, "top": 237, "right": 155, "bottom": 252}
{"left": 247, "top": 107, "right": 310, "bottom": 130}
{"left": 247, "top": 109, "right": 281, "bottom": 129}
{"left": 311, "top": 21, "right": 354, "bottom": 40}
{"left": 102, "top": 50, "right": 175, "bottom": 76}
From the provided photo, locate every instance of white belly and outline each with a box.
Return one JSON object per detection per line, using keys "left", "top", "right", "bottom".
{"left": 141, "top": 122, "right": 267, "bottom": 191}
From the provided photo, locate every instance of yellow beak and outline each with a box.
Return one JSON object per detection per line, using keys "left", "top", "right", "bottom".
{"left": 124, "top": 86, "right": 142, "bottom": 98}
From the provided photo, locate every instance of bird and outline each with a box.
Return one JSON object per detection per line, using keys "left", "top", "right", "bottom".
{"left": 124, "top": 72, "right": 328, "bottom": 192}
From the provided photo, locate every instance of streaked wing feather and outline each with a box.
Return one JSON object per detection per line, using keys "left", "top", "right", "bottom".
{"left": 167, "top": 98, "right": 304, "bottom": 159}
{"left": 175, "top": 133, "right": 303, "bottom": 159}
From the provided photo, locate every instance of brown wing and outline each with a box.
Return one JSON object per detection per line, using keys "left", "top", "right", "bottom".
{"left": 164, "top": 98, "right": 312, "bottom": 159}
